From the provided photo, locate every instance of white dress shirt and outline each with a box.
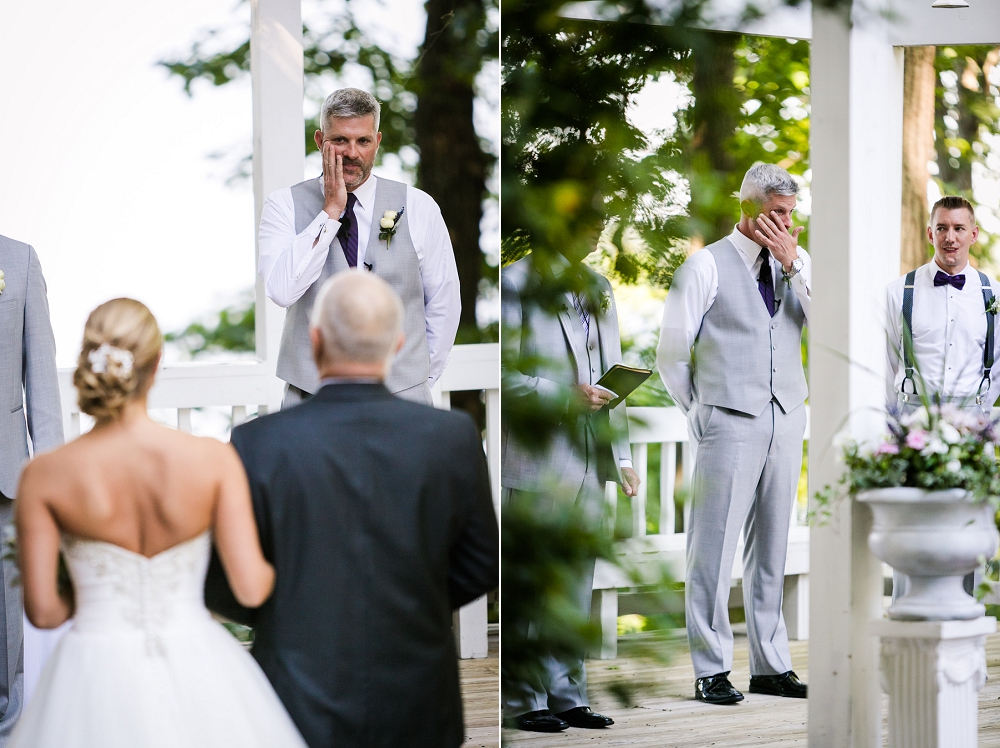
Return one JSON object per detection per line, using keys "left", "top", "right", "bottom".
{"left": 258, "top": 174, "right": 461, "bottom": 384}
{"left": 655, "top": 225, "right": 812, "bottom": 414}
{"left": 885, "top": 261, "right": 1000, "bottom": 408}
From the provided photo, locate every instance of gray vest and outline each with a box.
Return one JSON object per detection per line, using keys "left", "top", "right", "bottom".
{"left": 691, "top": 238, "right": 808, "bottom": 417}
{"left": 276, "top": 177, "right": 430, "bottom": 394}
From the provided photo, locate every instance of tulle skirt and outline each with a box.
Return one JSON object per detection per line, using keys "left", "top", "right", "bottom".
{"left": 10, "top": 614, "right": 307, "bottom": 748}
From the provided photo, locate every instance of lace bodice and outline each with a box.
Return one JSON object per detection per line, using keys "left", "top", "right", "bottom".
{"left": 61, "top": 531, "right": 212, "bottom": 654}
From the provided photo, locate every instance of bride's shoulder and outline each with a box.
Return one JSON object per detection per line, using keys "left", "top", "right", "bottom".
{"left": 168, "top": 430, "right": 240, "bottom": 468}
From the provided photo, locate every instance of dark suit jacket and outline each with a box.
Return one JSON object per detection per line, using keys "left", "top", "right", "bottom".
{"left": 204, "top": 383, "right": 498, "bottom": 748}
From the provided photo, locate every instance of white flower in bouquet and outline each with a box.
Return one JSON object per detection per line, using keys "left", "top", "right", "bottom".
{"left": 939, "top": 421, "right": 962, "bottom": 445}
{"left": 900, "top": 406, "right": 929, "bottom": 429}
{"left": 921, "top": 436, "right": 949, "bottom": 456}
{"left": 946, "top": 459, "right": 962, "bottom": 473}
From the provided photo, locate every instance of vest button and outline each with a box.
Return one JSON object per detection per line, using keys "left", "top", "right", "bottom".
{"left": 772, "top": 367, "right": 777, "bottom": 373}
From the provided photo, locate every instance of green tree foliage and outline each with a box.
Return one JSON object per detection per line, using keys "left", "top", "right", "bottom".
{"left": 676, "top": 33, "right": 810, "bottom": 248}
{"left": 160, "top": 0, "right": 498, "bottom": 340}
{"left": 933, "top": 45, "right": 1000, "bottom": 262}
{"left": 165, "top": 294, "right": 256, "bottom": 357}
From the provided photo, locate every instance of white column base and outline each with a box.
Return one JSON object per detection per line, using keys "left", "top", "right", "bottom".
{"left": 454, "top": 595, "right": 489, "bottom": 659}
{"left": 589, "top": 588, "right": 618, "bottom": 660}
{"left": 783, "top": 573, "right": 809, "bottom": 641}
{"left": 872, "top": 616, "right": 996, "bottom": 748}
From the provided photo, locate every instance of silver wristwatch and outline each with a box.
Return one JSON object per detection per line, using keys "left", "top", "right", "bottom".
{"left": 783, "top": 256, "right": 804, "bottom": 281}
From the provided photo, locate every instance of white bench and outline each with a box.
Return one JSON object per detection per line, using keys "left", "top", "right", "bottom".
{"left": 590, "top": 405, "right": 810, "bottom": 659}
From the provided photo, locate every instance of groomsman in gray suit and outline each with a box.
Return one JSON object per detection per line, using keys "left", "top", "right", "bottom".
{"left": 0, "top": 234, "right": 62, "bottom": 742}
{"left": 656, "top": 162, "right": 809, "bottom": 704}
{"left": 501, "top": 234, "right": 640, "bottom": 733}
{"left": 258, "top": 88, "right": 461, "bottom": 406}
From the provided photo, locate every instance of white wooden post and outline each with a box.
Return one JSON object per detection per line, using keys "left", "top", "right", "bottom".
{"left": 486, "top": 387, "right": 500, "bottom": 512}
{"left": 660, "top": 441, "right": 676, "bottom": 534}
{"left": 808, "top": 4, "right": 903, "bottom": 745}
{"left": 631, "top": 442, "right": 647, "bottom": 537}
{"left": 250, "top": 0, "right": 302, "bottom": 413}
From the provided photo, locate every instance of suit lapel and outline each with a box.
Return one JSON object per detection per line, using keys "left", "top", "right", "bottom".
{"left": 558, "top": 293, "right": 581, "bottom": 370}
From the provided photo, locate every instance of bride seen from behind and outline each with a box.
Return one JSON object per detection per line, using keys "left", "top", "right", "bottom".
{"left": 10, "top": 298, "right": 307, "bottom": 748}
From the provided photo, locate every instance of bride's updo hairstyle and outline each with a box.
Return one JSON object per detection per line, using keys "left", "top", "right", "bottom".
{"left": 74, "top": 298, "right": 162, "bottom": 422}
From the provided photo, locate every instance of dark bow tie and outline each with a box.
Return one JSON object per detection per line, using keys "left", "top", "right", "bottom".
{"left": 933, "top": 270, "right": 966, "bottom": 290}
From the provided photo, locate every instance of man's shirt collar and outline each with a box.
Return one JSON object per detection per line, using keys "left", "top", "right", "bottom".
{"left": 728, "top": 224, "right": 764, "bottom": 269}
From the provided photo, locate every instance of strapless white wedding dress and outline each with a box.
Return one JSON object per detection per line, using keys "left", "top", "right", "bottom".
{"left": 10, "top": 532, "right": 307, "bottom": 748}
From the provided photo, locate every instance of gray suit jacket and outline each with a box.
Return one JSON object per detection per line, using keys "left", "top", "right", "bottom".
{"left": 501, "top": 254, "right": 631, "bottom": 492}
{"left": 0, "top": 235, "right": 62, "bottom": 498}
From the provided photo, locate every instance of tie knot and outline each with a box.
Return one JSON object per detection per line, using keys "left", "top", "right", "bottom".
{"left": 346, "top": 192, "right": 358, "bottom": 209}
{"left": 759, "top": 247, "right": 770, "bottom": 261}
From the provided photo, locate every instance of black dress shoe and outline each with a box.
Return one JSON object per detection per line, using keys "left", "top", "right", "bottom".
{"left": 554, "top": 706, "right": 614, "bottom": 728}
{"left": 511, "top": 710, "right": 569, "bottom": 732}
{"left": 695, "top": 672, "right": 744, "bottom": 704}
{"left": 749, "top": 670, "right": 808, "bottom": 698}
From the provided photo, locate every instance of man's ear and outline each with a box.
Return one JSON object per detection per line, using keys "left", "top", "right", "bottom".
{"left": 314, "top": 129, "right": 324, "bottom": 152}
{"left": 740, "top": 199, "right": 757, "bottom": 219}
{"left": 310, "top": 327, "right": 325, "bottom": 367}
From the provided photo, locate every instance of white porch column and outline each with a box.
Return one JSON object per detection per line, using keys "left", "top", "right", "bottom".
{"left": 250, "top": 0, "right": 303, "bottom": 412}
{"left": 808, "top": 3, "right": 903, "bottom": 746}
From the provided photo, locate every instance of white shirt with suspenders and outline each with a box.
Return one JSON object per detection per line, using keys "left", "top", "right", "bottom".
{"left": 885, "top": 262, "right": 1000, "bottom": 414}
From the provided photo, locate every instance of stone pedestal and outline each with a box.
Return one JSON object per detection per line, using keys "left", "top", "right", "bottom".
{"left": 872, "top": 616, "right": 995, "bottom": 748}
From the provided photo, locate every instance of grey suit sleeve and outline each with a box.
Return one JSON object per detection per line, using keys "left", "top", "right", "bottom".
{"left": 602, "top": 282, "right": 632, "bottom": 474}
{"left": 23, "top": 246, "right": 63, "bottom": 455}
{"left": 501, "top": 266, "right": 573, "bottom": 409}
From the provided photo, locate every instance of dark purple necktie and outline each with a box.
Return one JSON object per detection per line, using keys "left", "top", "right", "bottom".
{"left": 933, "top": 270, "right": 966, "bottom": 290}
{"left": 337, "top": 192, "right": 359, "bottom": 268}
{"left": 757, "top": 248, "right": 776, "bottom": 317}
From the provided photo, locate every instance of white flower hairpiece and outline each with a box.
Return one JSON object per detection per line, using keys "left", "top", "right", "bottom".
{"left": 88, "top": 343, "right": 134, "bottom": 378}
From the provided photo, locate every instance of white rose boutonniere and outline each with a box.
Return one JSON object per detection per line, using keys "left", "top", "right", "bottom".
{"left": 986, "top": 296, "right": 999, "bottom": 316}
{"left": 600, "top": 290, "right": 611, "bottom": 315}
{"left": 0, "top": 270, "right": 5, "bottom": 295}
{"left": 378, "top": 207, "right": 405, "bottom": 250}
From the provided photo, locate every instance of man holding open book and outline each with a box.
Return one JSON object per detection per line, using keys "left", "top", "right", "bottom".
{"left": 656, "top": 162, "right": 810, "bottom": 705}
{"left": 501, "top": 231, "right": 639, "bottom": 733}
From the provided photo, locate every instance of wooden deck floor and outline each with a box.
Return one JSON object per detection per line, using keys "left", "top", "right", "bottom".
{"left": 462, "top": 632, "right": 500, "bottom": 748}
{"left": 500, "top": 623, "right": 1000, "bottom": 747}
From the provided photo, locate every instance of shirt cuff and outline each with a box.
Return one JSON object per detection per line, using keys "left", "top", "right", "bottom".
{"left": 619, "top": 459, "right": 633, "bottom": 469}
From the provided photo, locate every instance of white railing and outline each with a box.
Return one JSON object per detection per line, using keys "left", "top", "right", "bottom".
{"left": 56, "top": 343, "right": 500, "bottom": 660}
{"left": 591, "top": 405, "right": 811, "bottom": 658}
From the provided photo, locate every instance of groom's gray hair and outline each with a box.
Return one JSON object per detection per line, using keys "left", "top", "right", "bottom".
{"left": 311, "top": 270, "right": 403, "bottom": 365}
{"left": 739, "top": 162, "right": 798, "bottom": 207}
{"left": 320, "top": 88, "right": 381, "bottom": 133}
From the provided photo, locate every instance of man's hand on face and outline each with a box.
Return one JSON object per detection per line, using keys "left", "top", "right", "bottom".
{"left": 575, "top": 384, "right": 614, "bottom": 412}
{"left": 322, "top": 142, "right": 348, "bottom": 220}
{"left": 620, "top": 467, "right": 641, "bottom": 498}
{"left": 755, "top": 210, "right": 804, "bottom": 272}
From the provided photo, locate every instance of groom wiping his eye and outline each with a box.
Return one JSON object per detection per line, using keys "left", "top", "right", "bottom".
{"left": 257, "top": 87, "right": 461, "bottom": 407}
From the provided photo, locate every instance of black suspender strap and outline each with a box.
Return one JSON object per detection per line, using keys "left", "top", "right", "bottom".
{"left": 900, "top": 270, "right": 917, "bottom": 399}
{"left": 978, "top": 270, "right": 994, "bottom": 405}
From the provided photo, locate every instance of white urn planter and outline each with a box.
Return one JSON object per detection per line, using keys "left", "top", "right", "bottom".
{"left": 857, "top": 487, "right": 999, "bottom": 621}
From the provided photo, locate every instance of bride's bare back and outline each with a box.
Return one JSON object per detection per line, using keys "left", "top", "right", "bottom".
{"left": 27, "top": 414, "right": 235, "bottom": 556}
